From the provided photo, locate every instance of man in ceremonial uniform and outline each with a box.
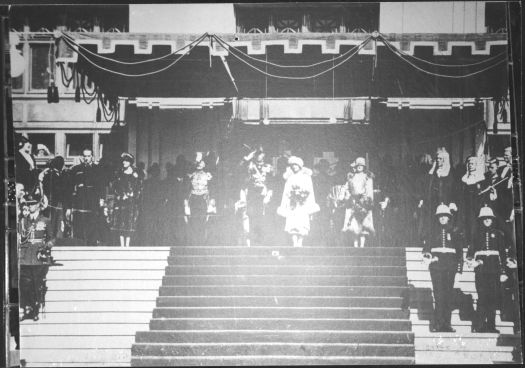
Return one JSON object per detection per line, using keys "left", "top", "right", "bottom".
{"left": 422, "top": 204, "right": 463, "bottom": 332}
{"left": 467, "top": 206, "right": 513, "bottom": 333}
{"left": 18, "top": 193, "right": 54, "bottom": 321}
{"left": 239, "top": 148, "right": 273, "bottom": 247}
{"left": 67, "top": 148, "right": 104, "bottom": 246}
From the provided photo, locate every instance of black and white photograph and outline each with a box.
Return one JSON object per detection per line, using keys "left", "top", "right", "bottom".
{"left": 3, "top": 1, "right": 523, "bottom": 366}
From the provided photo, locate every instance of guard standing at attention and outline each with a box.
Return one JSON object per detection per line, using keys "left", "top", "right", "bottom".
{"left": 18, "top": 192, "right": 55, "bottom": 321}
{"left": 422, "top": 203, "right": 463, "bottom": 332}
{"left": 467, "top": 205, "right": 512, "bottom": 333}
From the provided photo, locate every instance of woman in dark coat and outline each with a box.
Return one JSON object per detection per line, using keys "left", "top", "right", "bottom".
{"left": 15, "top": 135, "right": 39, "bottom": 193}
{"left": 111, "top": 153, "right": 142, "bottom": 247}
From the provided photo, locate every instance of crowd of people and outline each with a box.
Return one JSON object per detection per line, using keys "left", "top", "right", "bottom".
{"left": 14, "top": 133, "right": 519, "bottom": 330}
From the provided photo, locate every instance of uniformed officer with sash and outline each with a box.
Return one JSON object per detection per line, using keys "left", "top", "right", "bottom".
{"left": 422, "top": 203, "right": 463, "bottom": 332}
{"left": 18, "top": 193, "right": 55, "bottom": 321}
{"left": 467, "top": 205, "right": 513, "bottom": 333}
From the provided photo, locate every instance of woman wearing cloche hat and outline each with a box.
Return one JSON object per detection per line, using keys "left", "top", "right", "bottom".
{"left": 342, "top": 157, "right": 375, "bottom": 248}
{"left": 277, "top": 156, "right": 320, "bottom": 247}
{"left": 111, "top": 152, "right": 142, "bottom": 247}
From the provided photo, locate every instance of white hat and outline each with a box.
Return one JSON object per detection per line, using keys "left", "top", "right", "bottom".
{"left": 288, "top": 156, "right": 304, "bottom": 168}
{"left": 354, "top": 157, "right": 366, "bottom": 167}
{"left": 435, "top": 204, "right": 451, "bottom": 217}
{"left": 478, "top": 206, "right": 495, "bottom": 218}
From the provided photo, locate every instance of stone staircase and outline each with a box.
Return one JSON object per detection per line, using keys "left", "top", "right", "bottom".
{"left": 131, "top": 246, "right": 415, "bottom": 366}
{"left": 19, "top": 247, "right": 170, "bottom": 367}
{"left": 406, "top": 247, "right": 522, "bottom": 364}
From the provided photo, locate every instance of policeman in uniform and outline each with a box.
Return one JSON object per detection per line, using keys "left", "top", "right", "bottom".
{"left": 18, "top": 193, "right": 55, "bottom": 321}
{"left": 67, "top": 148, "right": 104, "bottom": 246}
{"left": 466, "top": 206, "right": 512, "bottom": 333}
{"left": 422, "top": 204, "right": 463, "bottom": 332}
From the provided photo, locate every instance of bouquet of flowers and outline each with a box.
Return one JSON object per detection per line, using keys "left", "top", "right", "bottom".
{"left": 351, "top": 194, "right": 373, "bottom": 219}
{"left": 290, "top": 185, "right": 310, "bottom": 208}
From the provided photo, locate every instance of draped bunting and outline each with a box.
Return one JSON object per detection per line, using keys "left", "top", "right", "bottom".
{"left": 50, "top": 31, "right": 509, "bottom": 100}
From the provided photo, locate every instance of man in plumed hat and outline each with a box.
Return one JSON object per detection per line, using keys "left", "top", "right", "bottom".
{"left": 18, "top": 192, "right": 54, "bottom": 321}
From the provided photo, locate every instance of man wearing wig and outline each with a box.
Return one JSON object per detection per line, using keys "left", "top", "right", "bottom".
{"left": 421, "top": 147, "right": 459, "bottom": 236}
{"left": 277, "top": 156, "right": 320, "bottom": 247}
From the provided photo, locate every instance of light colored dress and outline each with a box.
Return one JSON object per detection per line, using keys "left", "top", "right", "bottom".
{"left": 277, "top": 167, "right": 320, "bottom": 236}
{"left": 342, "top": 171, "right": 375, "bottom": 235}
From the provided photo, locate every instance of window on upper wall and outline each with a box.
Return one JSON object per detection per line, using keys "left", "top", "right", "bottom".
{"left": 66, "top": 133, "right": 93, "bottom": 157}
{"left": 8, "top": 5, "right": 129, "bottom": 32}
{"left": 27, "top": 133, "right": 55, "bottom": 157}
{"left": 11, "top": 44, "right": 25, "bottom": 91}
{"left": 274, "top": 12, "right": 302, "bottom": 33}
{"left": 309, "top": 10, "right": 341, "bottom": 33}
{"left": 30, "top": 43, "right": 53, "bottom": 91}
{"left": 485, "top": 2, "right": 507, "bottom": 33}
{"left": 234, "top": 4, "right": 379, "bottom": 34}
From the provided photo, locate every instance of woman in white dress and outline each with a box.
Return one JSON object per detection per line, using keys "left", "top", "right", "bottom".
{"left": 277, "top": 156, "right": 320, "bottom": 247}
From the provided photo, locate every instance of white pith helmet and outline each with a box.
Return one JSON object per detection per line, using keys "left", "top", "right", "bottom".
{"left": 435, "top": 203, "right": 451, "bottom": 217}
{"left": 478, "top": 206, "right": 495, "bottom": 219}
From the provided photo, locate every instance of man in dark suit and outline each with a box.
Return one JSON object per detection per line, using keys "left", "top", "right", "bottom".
{"left": 67, "top": 148, "right": 105, "bottom": 246}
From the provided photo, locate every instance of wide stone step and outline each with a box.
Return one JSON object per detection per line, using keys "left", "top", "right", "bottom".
{"left": 52, "top": 249, "right": 170, "bottom": 260}
{"left": 131, "top": 342, "right": 415, "bottom": 357}
{"left": 131, "top": 355, "right": 415, "bottom": 366}
{"left": 47, "top": 269, "right": 166, "bottom": 280}
{"left": 45, "top": 290, "right": 160, "bottom": 301}
{"left": 152, "top": 307, "right": 409, "bottom": 319}
{"left": 38, "top": 300, "right": 156, "bottom": 312}
{"left": 148, "top": 318, "right": 412, "bottom": 331}
{"left": 49, "top": 260, "right": 169, "bottom": 270}
{"left": 20, "top": 312, "right": 153, "bottom": 324}
{"left": 20, "top": 323, "right": 149, "bottom": 336}
{"left": 415, "top": 336, "right": 517, "bottom": 351}
{"left": 161, "top": 275, "right": 408, "bottom": 287}
{"left": 155, "top": 296, "right": 405, "bottom": 308}
{"left": 46, "top": 279, "right": 162, "bottom": 290}
{"left": 167, "top": 255, "right": 405, "bottom": 266}
{"left": 19, "top": 349, "right": 130, "bottom": 365}
{"left": 415, "top": 350, "right": 513, "bottom": 364}
{"left": 135, "top": 330, "right": 414, "bottom": 344}
{"left": 169, "top": 246, "right": 405, "bottom": 257}
{"left": 159, "top": 285, "right": 408, "bottom": 297}
{"left": 165, "top": 265, "right": 406, "bottom": 276}
{"left": 21, "top": 335, "right": 135, "bottom": 349}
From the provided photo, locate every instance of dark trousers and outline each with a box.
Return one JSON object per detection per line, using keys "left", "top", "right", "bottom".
{"left": 430, "top": 267, "right": 456, "bottom": 329}
{"left": 72, "top": 211, "right": 99, "bottom": 246}
{"left": 19, "top": 265, "right": 49, "bottom": 316}
{"left": 246, "top": 196, "right": 267, "bottom": 245}
{"left": 188, "top": 195, "right": 207, "bottom": 246}
{"left": 475, "top": 271, "right": 500, "bottom": 330}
